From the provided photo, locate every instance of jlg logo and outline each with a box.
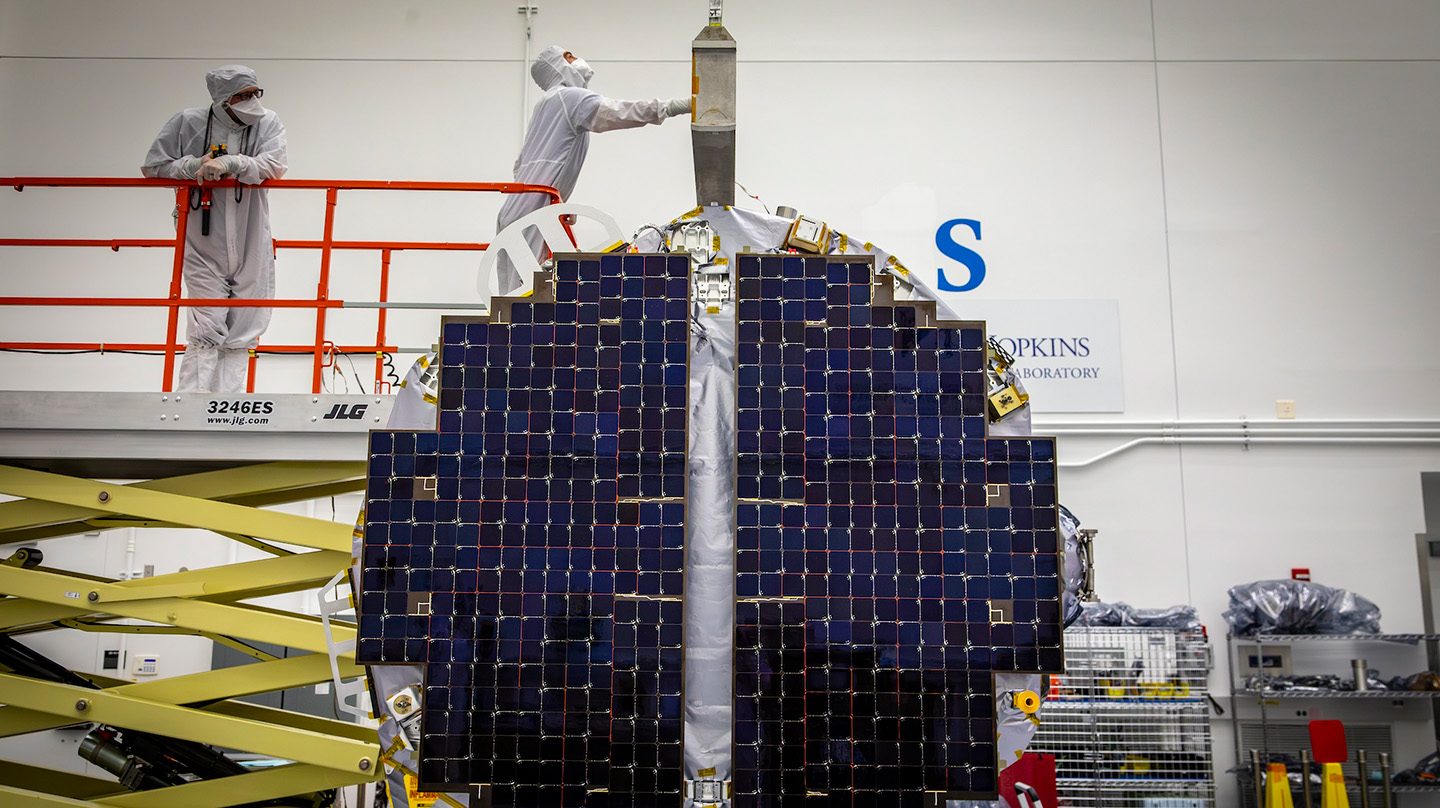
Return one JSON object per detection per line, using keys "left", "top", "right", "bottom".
{"left": 322, "top": 403, "right": 368, "bottom": 420}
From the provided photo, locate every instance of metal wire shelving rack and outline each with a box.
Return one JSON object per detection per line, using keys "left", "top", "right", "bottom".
{"left": 1227, "top": 633, "right": 1440, "bottom": 805}
{"left": 1029, "top": 626, "right": 1216, "bottom": 807}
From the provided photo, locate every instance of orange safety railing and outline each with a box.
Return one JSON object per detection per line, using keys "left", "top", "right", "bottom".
{"left": 0, "top": 177, "right": 563, "bottom": 393}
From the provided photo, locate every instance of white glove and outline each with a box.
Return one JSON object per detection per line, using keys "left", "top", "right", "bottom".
{"left": 175, "top": 155, "right": 203, "bottom": 179}
{"left": 665, "top": 97, "right": 692, "bottom": 118}
{"left": 198, "top": 157, "right": 227, "bottom": 182}
{"left": 197, "top": 155, "right": 242, "bottom": 182}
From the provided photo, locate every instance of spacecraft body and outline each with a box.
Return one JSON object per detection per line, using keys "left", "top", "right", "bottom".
{"left": 357, "top": 206, "right": 1068, "bottom": 806}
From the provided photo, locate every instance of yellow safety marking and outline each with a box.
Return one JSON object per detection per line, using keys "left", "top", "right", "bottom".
{"left": 1012, "top": 690, "right": 1041, "bottom": 714}
{"left": 405, "top": 772, "right": 440, "bottom": 807}
{"left": 381, "top": 753, "right": 466, "bottom": 808}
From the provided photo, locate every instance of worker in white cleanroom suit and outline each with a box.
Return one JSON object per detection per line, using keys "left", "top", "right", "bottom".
{"left": 494, "top": 46, "right": 690, "bottom": 294}
{"left": 142, "top": 65, "right": 288, "bottom": 392}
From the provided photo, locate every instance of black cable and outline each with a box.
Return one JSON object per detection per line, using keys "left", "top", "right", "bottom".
{"left": 233, "top": 124, "right": 250, "bottom": 203}
{"left": 382, "top": 352, "right": 401, "bottom": 387}
{"left": 192, "top": 109, "right": 213, "bottom": 213}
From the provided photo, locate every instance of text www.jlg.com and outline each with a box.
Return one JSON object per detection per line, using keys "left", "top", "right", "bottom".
{"left": 206, "top": 415, "right": 270, "bottom": 426}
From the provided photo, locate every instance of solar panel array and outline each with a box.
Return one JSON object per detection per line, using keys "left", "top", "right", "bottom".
{"left": 356, "top": 250, "right": 1066, "bottom": 807}
{"left": 733, "top": 255, "right": 1065, "bottom": 806}
{"left": 358, "top": 254, "right": 691, "bottom": 806}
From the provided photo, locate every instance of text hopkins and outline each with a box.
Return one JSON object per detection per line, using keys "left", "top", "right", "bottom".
{"left": 993, "top": 336, "right": 1092, "bottom": 359}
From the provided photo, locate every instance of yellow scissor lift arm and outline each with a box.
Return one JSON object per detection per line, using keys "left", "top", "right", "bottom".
{"left": 0, "top": 392, "right": 394, "bottom": 807}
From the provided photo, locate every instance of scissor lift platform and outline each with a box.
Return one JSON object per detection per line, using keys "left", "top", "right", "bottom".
{"left": 0, "top": 390, "right": 394, "bottom": 808}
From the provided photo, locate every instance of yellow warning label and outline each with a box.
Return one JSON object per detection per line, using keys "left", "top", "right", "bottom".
{"left": 405, "top": 773, "right": 440, "bottom": 807}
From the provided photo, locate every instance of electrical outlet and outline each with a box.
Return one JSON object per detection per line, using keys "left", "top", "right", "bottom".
{"left": 1276, "top": 399, "right": 1296, "bottom": 419}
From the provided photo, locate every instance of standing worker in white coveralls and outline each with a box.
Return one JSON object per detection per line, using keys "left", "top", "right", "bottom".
{"left": 142, "top": 65, "right": 288, "bottom": 393}
{"left": 494, "top": 46, "right": 690, "bottom": 294}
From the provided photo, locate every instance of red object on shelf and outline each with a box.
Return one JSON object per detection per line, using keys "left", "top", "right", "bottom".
{"left": 1310, "top": 719, "right": 1347, "bottom": 764}
{"left": 1292, "top": 568, "right": 1312, "bottom": 581}
{"left": 1001, "top": 753, "right": 1057, "bottom": 808}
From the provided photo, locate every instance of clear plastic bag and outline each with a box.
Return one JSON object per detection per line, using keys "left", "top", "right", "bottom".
{"left": 1223, "top": 579, "right": 1382, "bottom": 636}
{"left": 1077, "top": 600, "right": 1203, "bottom": 630}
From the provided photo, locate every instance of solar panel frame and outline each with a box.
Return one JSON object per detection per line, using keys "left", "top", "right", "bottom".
{"left": 731, "top": 254, "right": 1065, "bottom": 807}
{"left": 358, "top": 253, "right": 691, "bottom": 807}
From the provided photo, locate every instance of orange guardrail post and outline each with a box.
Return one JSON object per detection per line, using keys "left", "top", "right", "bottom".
{"left": 164, "top": 185, "right": 190, "bottom": 392}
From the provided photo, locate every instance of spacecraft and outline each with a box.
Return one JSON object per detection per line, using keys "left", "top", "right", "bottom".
{"left": 355, "top": 7, "right": 1083, "bottom": 807}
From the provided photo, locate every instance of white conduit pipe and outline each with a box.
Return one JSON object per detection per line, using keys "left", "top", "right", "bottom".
{"left": 1039, "top": 419, "right": 1440, "bottom": 430}
{"left": 1052, "top": 428, "right": 1440, "bottom": 438}
{"left": 1055, "top": 435, "right": 1440, "bottom": 469}
{"left": 1023, "top": 419, "right": 1440, "bottom": 467}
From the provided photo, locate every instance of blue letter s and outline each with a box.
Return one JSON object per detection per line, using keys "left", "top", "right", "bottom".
{"left": 935, "top": 218, "right": 986, "bottom": 292}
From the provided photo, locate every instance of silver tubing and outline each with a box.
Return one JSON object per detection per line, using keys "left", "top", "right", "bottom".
{"left": 1380, "top": 752, "right": 1393, "bottom": 808}
{"left": 1301, "top": 748, "right": 1313, "bottom": 808}
{"left": 1357, "top": 749, "right": 1370, "bottom": 808}
{"left": 1252, "top": 749, "right": 1265, "bottom": 808}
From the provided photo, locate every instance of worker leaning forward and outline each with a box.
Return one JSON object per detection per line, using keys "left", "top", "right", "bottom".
{"left": 495, "top": 46, "right": 690, "bottom": 294}
{"left": 143, "top": 65, "right": 288, "bottom": 393}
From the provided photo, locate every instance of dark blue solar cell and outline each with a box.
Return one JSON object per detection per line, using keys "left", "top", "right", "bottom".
{"left": 359, "top": 255, "right": 687, "bottom": 805}
{"left": 733, "top": 255, "right": 1064, "bottom": 806}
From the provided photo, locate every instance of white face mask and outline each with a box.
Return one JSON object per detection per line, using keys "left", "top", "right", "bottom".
{"left": 570, "top": 58, "right": 594, "bottom": 87}
{"left": 226, "top": 97, "right": 266, "bottom": 126}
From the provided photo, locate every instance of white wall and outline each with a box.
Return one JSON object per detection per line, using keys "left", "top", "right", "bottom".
{"left": 4, "top": 1, "right": 1440, "bottom": 802}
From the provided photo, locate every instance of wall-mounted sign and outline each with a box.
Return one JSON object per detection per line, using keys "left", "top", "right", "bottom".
{"left": 935, "top": 298, "right": 1125, "bottom": 413}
